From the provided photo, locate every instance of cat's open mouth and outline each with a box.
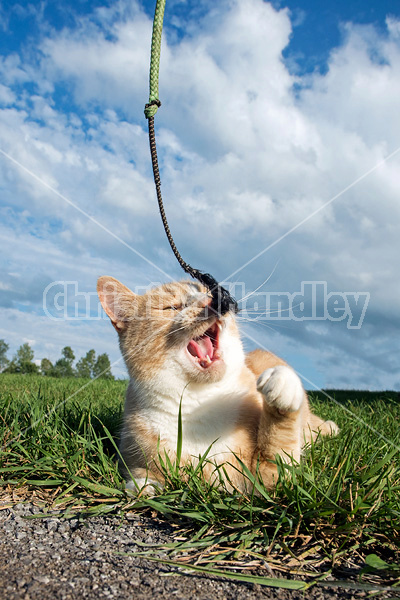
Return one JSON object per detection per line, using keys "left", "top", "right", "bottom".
{"left": 186, "top": 321, "right": 221, "bottom": 369}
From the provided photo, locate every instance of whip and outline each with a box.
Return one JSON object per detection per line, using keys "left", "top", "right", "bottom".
{"left": 144, "top": 0, "right": 238, "bottom": 316}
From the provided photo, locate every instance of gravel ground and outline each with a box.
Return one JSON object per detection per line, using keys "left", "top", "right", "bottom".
{"left": 0, "top": 502, "right": 396, "bottom": 600}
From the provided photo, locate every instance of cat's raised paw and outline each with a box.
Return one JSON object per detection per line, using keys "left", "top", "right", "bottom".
{"left": 257, "top": 366, "right": 305, "bottom": 414}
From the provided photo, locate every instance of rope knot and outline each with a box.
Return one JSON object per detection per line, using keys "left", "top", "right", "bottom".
{"left": 196, "top": 272, "right": 239, "bottom": 316}
{"left": 144, "top": 99, "right": 162, "bottom": 119}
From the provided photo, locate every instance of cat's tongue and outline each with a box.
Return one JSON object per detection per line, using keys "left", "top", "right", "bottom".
{"left": 187, "top": 334, "right": 213, "bottom": 361}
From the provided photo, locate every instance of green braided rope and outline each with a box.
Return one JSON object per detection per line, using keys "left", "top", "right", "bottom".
{"left": 144, "top": 0, "right": 166, "bottom": 118}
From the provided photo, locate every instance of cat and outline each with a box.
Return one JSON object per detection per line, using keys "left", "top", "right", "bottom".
{"left": 97, "top": 276, "right": 338, "bottom": 494}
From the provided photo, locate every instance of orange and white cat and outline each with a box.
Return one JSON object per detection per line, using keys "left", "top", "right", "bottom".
{"left": 97, "top": 276, "right": 338, "bottom": 493}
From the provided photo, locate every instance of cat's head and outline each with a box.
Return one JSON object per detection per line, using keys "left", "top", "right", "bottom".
{"left": 97, "top": 276, "right": 244, "bottom": 384}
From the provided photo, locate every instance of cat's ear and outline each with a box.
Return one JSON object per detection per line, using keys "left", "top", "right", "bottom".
{"left": 97, "top": 276, "right": 137, "bottom": 332}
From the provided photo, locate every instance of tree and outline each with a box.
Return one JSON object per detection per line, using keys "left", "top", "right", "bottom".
{"left": 5, "top": 343, "right": 38, "bottom": 374}
{"left": 50, "top": 358, "right": 74, "bottom": 378}
{"left": 61, "top": 346, "right": 75, "bottom": 365}
{"left": 16, "top": 343, "right": 35, "bottom": 364}
{"left": 76, "top": 349, "right": 96, "bottom": 379}
{"left": 50, "top": 346, "right": 76, "bottom": 378}
{"left": 40, "top": 358, "right": 53, "bottom": 376}
{"left": 92, "top": 353, "right": 114, "bottom": 380}
{"left": 0, "top": 339, "right": 9, "bottom": 372}
{"left": 18, "top": 361, "right": 39, "bottom": 374}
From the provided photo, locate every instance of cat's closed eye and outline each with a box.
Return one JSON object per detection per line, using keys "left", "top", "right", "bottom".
{"left": 163, "top": 305, "right": 183, "bottom": 311}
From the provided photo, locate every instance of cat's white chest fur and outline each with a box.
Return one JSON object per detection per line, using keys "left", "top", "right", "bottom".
{"left": 161, "top": 384, "right": 246, "bottom": 460}
{"left": 134, "top": 360, "right": 248, "bottom": 461}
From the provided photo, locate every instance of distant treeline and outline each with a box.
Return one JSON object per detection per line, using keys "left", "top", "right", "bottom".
{"left": 0, "top": 340, "right": 113, "bottom": 379}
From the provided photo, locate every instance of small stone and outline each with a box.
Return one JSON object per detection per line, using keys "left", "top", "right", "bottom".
{"left": 74, "top": 577, "right": 90, "bottom": 584}
{"left": 14, "top": 515, "right": 25, "bottom": 524}
{"left": 46, "top": 520, "right": 58, "bottom": 532}
{"left": 33, "top": 576, "right": 50, "bottom": 584}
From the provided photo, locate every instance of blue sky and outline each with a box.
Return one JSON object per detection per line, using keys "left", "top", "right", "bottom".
{"left": 1, "top": 0, "right": 400, "bottom": 388}
{"left": 3, "top": 0, "right": 399, "bottom": 69}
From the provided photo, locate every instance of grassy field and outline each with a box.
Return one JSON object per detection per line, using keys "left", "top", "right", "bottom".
{"left": 1, "top": 373, "right": 399, "bottom": 593}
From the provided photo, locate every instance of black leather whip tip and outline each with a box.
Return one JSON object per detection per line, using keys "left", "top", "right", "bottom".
{"left": 195, "top": 272, "right": 238, "bottom": 316}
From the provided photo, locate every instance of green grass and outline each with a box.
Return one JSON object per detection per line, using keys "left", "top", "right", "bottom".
{"left": 1, "top": 374, "right": 399, "bottom": 593}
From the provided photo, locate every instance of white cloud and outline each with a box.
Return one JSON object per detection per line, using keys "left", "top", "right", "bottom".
{"left": 386, "top": 16, "right": 400, "bottom": 39}
{"left": 0, "top": 83, "right": 15, "bottom": 105}
{"left": 0, "top": 0, "right": 400, "bottom": 388}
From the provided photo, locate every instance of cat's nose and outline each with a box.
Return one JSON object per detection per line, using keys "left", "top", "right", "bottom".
{"left": 192, "top": 292, "right": 212, "bottom": 308}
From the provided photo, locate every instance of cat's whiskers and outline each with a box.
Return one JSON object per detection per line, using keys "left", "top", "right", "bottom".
{"left": 236, "top": 261, "right": 280, "bottom": 305}
{"left": 236, "top": 314, "right": 292, "bottom": 332}
{"left": 239, "top": 301, "right": 305, "bottom": 320}
{"left": 235, "top": 316, "right": 277, "bottom": 334}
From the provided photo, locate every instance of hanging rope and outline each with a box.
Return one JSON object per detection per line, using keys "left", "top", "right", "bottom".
{"left": 144, "top": 0, "right": 238, "bottom": 315}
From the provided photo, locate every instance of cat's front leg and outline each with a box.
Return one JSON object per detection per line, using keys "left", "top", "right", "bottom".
{"left": 257, "top": 365, "right": 305, "bottom": 414}
{"left": 255, "top": 366, "right": 306, "bottom": 486}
